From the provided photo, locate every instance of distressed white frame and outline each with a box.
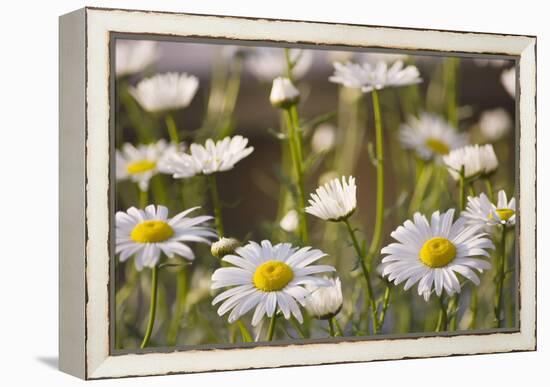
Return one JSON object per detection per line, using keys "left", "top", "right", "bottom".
{"left": 59, "top": 7, "right": 537, "bottom": 380}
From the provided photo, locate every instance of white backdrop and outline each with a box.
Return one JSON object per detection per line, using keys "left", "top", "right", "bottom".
{"left": 0, "top": 0, "right": 546, "bottom": 385}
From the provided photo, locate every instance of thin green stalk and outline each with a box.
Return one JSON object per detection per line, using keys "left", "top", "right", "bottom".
{"left": 334, "top": 318, "right": 344, "bottom": 337}
{"left": 266, "top": 314, "right": 278, "bottom": 341}
{"left": 448, "top": 295, "right": 458, "bottom": 331}
{"left": 493, "top": 226, "right": 507, "bottom": 328}
{"left": 368, "top": 89, "right": 385, "bottom": 259}
{"left": 139, "top": 188, "right": 149, "bottom": 208}
{"left": 343, "top": 218, "right": 379, "bottom": 334}
{"left": 165, "top": 114, "right": 180, "bottom": 144}
{"left": 408, "top": 161, "right": 434, "bottom": 215}
{"left": 377, "top": 284, "right": 391, "bottom": 330}
{"left": 328, "top": 318, "right": 336, "bottom": 337}
{"left": 484, "top": 176, "right": 494, "bottom": 201}
{"left": 141, "top": 266, "right": 159, "bottom": 349}
{"left": 435, "top": 295, "right": 448, "bottom": 332}
{"left": 237, "top": 320, "right": 253, "bottom": 342}
{"left": 443, "top": 57, "right": 459, "bottom": 127}
{"left": 166, "top": 266, "right": 188, "bottom": 346}
{"left": 284, "top": 108, "right": 309, "bottom": 244}
{"left": 207, "top": 174, "right": 224, "bottom": 237}
{"left": 468, "top": 289, "right": 478, "bottom": 329}
{"left": 458, "top": 166, "right": 466, "bottom": 211}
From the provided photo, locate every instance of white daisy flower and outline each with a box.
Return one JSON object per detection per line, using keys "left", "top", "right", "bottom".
{"left": 270, "top": 77, "right": 300, "bottom": 108}
{"left": 329, "top": 60, "right": 422, "bottom": 93}
{"left": 311, "top": 124, "right": 337, "bottom": 153}
{"left": 306, "top": 176, "right": 357, "bottom": 222}
{"left": 116, "top": 139, "right": 176, "bottom": 192}
{"left": 211, "top": 240, "right": 335, "bottom": 326}
{"left": 115, "top": 40, "right": 158, "bottom": 77}
{"left": 305, "top": 277, "right": 343, "bottom": 320}
{"left": 246, "top": 48, "right": 313, "bottom": 81}
{"left": 479, "top": 108, "right": 512, "bottom": 142}
{"left": 463, "top": 190, "right": 516, "bottom": 228}
{"left": 379, "top": 209, "right": 494, "bottom": 301}
{"left": 443, "top": 144, "right": 499, "bottom": 181}
{"left": 116, "top": 205, "right": 217, "bottom": 270}
{"left": 500, "top": 68, "right": 516, "bottom": 98}
{"left": 129, "top": 72, "right": 199, "bottom": 113}
{"left": 280, "top": 209, "right": 299, "bottom": 232}
{"left": 399, "top": 113, "right": 468, "bottom": 160}
{"left": 163, "top": 135, "right": 254, "bottom": 178}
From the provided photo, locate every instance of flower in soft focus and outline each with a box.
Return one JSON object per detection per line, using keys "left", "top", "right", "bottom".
{"left": 311, "top": 124, "right": 337, "bottom": 153}
{"left": 270, "top": 77, "right": 300, "bottom": 108}
{"left": 463, "top": 190, "right": 516, "bottom": 228}
{"left": 306, "top": 176, "right": 357, "bottom": 222}
{"left": 211, "top": 237, "right": 241, "bottom": 258}
{"left": 163, "top": 135, "right": 254, "bottom": 178}
{"left": 129, "top": 72, "right": 199, "bottom": 113}
{"left": 472, "top": 58, "right": 508, "bottom": 68}
{"left": 305, "top": 277, "right": 343, "bottom": 320}
{"left": 115, "top": 205, "right": 217, "bottom": 270}
{"left": 443, "top": 144, "right": 499, "bottom": 181}
{"left": 318, "top": 171, "right": 340, "bottom": 186}
{"left": 116, "top": 139, "right": 176, "bottom": 192}
{"left": 379, "top": 209, "right": 494, "bottom": 301}
{"left": 399, "top": 113, "right": 468, "bottom": 160}
{"left": 116, "top": 40, "right": 158, "bottom": 77}
{"left": 246, "top": 47, "right": 313, "bottom": 81}
{"left": 329, "top": 60, "right": 422, "bottom": 93}
{"left": 280, "top": 209, "right": 299, "bottom": 232}
{"left": 211, "top": 240, "right": 334, "bottom": 326}
{"left": 479, "top": 108, "right": 512, "bottom": 142}
{"left": 500, "top": 68, "right": 516, "bottom": 98}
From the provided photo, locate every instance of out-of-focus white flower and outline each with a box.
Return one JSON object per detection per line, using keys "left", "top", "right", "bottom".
{"left": 472, "top": 58, "right": 508, "bottom": 68}
{"left": 311, "top": 124, "right": 337, "bottom": 153}
{"left": 501, "top": 68, "right": 516, "bottom": 98}
{"left": 306, "top": 176, "right": 357, "bottom": 222}
{"left": 116, "top": 40, "right": 158, "bottom": 77}
{"left": 163, "top": 135, "right": 254, "bottom": 178}
{"left": 326, "top": 50, "right": 355, "bottom": 64}
{"left": 211, "top": 240, "right": 334, "bottom": 326}
{"left": 379, "top": 209, "right": 494, "bottom": 301}
{"left": 329, "top": 60, "right": 422, "bottom": 93}
{"left": 116, "top": 139, "right": 176, "bottom": 192}
{"left": 463, "top": 190, "right": 516, "bottom": 228}
{"left": 479, "top": 108, "right": 512, "bottom": 142}
{"left": 211, "top": 237, "right": 241, "bottom": 258}
{"left": 246, "top": 47, "right": 313, "bottom": 81}
{"left": 270, "top": 77, "right": 300, "bottom": 108}
{"left": 305, "top": 277, "right": 343, "bottom": 320}
{"left": 115, "top": 205, "right": 216, "bottom": 270}
{"left": 280, "top": 209, "right": 299, "bottom": 232}
{"left": 443, "top": 144, "right": 499, "bottom": 181}
{"left": 318, "top": 171, "right": 340, "bottom": 187}
{"left": 130, "top": 72, "right": 199, "bottom": 113}
{"left": 399, "top": 113, "right": 468, "bottom": 160}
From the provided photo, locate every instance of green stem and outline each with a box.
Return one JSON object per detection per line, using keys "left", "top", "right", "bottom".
{"left": 458, "top": 166, "right": 466, "bottom": 211}
{"left": 207, "top": 174, "right": 224, "bottom": 237}
{"left": 443, "top": 57, "right": 459, "bottom": 127}
{"left": 165, "top": 114, "right": 180, "bottom": 144}
{"left": 328, "top": 318, "right": 336, "bottom": 337}
{"left": 139, "top": 187, "right": 149, "bottom": 208}
{"left": 408, "top": 161, "right": 434, "bottom": 215}
{"left": 284, "top": 108, "right": 309, "bottom": 244}
{"left": 368, "top": 90, "right": 385, "bottom": 259}
{"left": 435, "top": 295, "right": 448, "bottom": 332}
{"left": 493, "top": 226, "right": 507, "bottom": 328}
{"left": 448, "top": 295, "right": 458, "bottom": 331}
{"left": 140, "top": 266, "right": 159, "bottom": 349}
{"left": 377, "top": 284, "right": 391, "bottom": 330}
{"left": 166, "top": 266, "right": 188, "bottom": 346}
{"left": 343, "top": 219, "right": 379, "bottom": 334}
{"left": 484, "top": 177, "right": 494, "bottom": 201}
{"left": 468, "top": 288, "right": 478, "bottom": 330}
{"left": 236, "top": 320, "right": 253, "bottom": 342}
{"left": 266, "top": 313, "right": 278, "bottom": 341}
{"left": 334, "top": 319, "right": 344, "bottom": 337}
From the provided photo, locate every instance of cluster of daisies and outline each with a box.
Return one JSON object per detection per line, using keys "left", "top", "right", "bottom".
{"left": 115, "top": 40, "right": 516, "bottom": 346}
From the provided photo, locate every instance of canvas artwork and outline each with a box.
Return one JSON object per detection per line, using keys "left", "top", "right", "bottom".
{"left": 113, "top": 38, "right": 518, "bottom": 351}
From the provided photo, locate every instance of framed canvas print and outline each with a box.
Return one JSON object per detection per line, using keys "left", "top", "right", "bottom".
{"left": 59, "top": 7, "right": 537, "bottom": 380}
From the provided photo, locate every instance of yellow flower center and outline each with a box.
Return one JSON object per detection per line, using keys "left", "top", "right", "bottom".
{"left": 127, "top": 159, "right": 156, "bottom": 175}
{"left": 419, "top": 237, "right": 456, "bottom": 268}
{"left": 425, "top": 138, "right": 450, "bottom": 155}
{"left": 495, "top": 208, "right": 515, "bottom": 221}
{"left": 253, "top": 260, "right": 294, "bottom": 292}
{"left": 130, "top": 220, "right": 174, "bottom": 243}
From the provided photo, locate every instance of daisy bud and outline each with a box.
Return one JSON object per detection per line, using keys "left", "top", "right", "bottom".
{"left": 211, "top": 237, "right": 241, "bottom": 258}
{"left": 279, "top": 209, "right": 299, "bottom": 232}
{"left": 443, "top": 144, "right": 499, "bottom": 181}
{"left": 270, "top": 77, "right": 300, "bottom": 109}
{"left": 311, "top": 124, "right": 337, "bottom": 153}
{"left": 305, "top": 278, "right": 343, "bottom": 320}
